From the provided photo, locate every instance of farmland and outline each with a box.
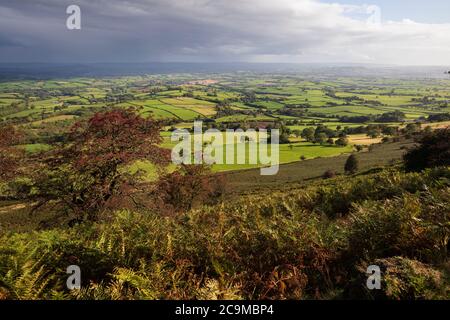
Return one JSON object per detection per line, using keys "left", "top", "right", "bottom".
{"left": 1, "top": 73, "right": 449, "bottom": 173}
{"left": 2, "top": 74, "right": 449, "bottom": 122}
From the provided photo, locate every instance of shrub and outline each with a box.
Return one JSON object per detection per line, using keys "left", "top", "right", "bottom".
{"left": 322, "top": 170, "right": 336, "bottom": 179}
{"left": 345, "top": 257, "right": 446, "bottom": 300}
{"left": 344, "top": 154, "right": 359, "bottom": 174}
{"left": 152, "top": 165, "right": 226, "bottom": 215}
{"left": 335, "top": 137, "right": 349, "bottom": 147}
{"left": 345, "top": 190, "right": 449, "bottom": 264}
{"left": 404, "top": 128, "right": 450, "bottom": 171}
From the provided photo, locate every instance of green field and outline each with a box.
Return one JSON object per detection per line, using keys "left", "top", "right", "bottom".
{"left": 1, "top": 73, "right": 449, "bottom": 173}
{"left": 0, "top": 71, "right": 449, "bottom": 302}
{"left": 224, "top": 138, "right": 413, "bottom": 194}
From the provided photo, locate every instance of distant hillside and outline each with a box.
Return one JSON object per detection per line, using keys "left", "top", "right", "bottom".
{"left": 1, "top": 63, "right": 449, "bottom": 80}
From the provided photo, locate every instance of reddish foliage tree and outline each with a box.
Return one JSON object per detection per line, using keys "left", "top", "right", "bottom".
{"left": 64, "top": 109, "right": 169, "bottom": 169}
{"left": 32, "top": 109, "right": 170, "bottom": 221}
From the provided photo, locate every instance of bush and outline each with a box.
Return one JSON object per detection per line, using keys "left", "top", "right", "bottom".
{"left": 404, "top": 128, "right": 450, "bottom": 171}
{"left": 322, "top": 170, "right": 337, "bottom": 179}
{"left": 152, "top": 165, "right": 226, "bottom": 215}
{"left": 344, "top": 154, "right": 359, "bottom": 174}
{"left": 345, "top": 190, "right": 449, "bottom": 264}
{"left": 335, "top": 137, "right": 349, "bottom": 147}
{"left": 345, "top": 257, "right": 446, "bottom": 300}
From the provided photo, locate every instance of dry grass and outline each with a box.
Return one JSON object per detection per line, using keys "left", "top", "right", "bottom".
{"left": 348, "top": 134, "right": 383, "bottom": 145}
{"left": 427, "top": 121, "right": 450, "bottom": 130}
{"left": 224, "top": 138, "right": 414, "bottom": 195}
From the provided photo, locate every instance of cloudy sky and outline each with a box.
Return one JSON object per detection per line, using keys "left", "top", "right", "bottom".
{"left": 0, "top": 0, "right": 449, "bottom": 65}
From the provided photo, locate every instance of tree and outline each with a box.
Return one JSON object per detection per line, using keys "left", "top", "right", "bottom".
{"left": 241, "top": 91, "right": 257, "bottom": 104}
{"left": 404, "top": 128, "right": 450, "bottom": 172}
{"left": 315, "top": 125, "right": 336, "bottom": 139}
{"left": 301, "top": 127, "right": 315, "bottom": 142}
{"left": 30, "top": 109, "right": 170, "bottom": 221}
{"left": 367, "top": 128, "right": 381, "bottom": 139}
{"left": 427, "top": 113, "right": 450, "bottom": 122}
{"left": 403, "top": 123, "right": 421, "bottom": 135}
{"left": 354, "top": 144, "right": 364, "bottom": 152}
{"left": 315, "top": 133, "right": 328, "bottom": 145}
{"left": 292, "top": 129, "right": 301, "bottom": 138}
{"left": 279, "top": 132, "right": 291, "bottom": 144}
{"left": 382, "top": 126, "right": 398, "bottom": 136}
{"left": 344, "top": 154, "right": 359, "bottom": 174}
{"left": 335, "top": 137, "right": 349, "bottom": 147}
{"left": 377, "top": 111, "right": 405, "bottom": 123}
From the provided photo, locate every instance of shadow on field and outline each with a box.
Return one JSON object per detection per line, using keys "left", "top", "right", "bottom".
{"left": 224, "top": 138, "right": 414, "bottom": 195}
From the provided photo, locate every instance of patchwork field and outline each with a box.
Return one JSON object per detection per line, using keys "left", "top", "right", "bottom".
{"left": 1, "top": 73, "right": 449, "bottom": 173}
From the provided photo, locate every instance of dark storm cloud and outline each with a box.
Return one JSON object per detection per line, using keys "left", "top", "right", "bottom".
{"left": 0, "top": 0, "right": 449, "bottom": 64}
{"left": 0, "top": 34, "right": 24, "bottom": 48}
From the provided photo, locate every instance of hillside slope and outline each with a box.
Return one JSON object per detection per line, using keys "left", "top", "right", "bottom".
{"left": 0, "top": 166, "right": 448, "bottom": 300}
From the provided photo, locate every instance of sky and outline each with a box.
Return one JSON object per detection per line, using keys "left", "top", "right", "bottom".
{"left": 0, "top": 0, "right": 449, "bottom": 65}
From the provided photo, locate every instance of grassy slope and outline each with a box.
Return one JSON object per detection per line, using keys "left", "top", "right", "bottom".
{"left": 224, "top": 139, "right": 413, "bottom": 194}
{"left": 0, "top": 166, "right": 448, "bottom": 300}
{"left": 0, "top": 139, "right": 412, "bottom": 233}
